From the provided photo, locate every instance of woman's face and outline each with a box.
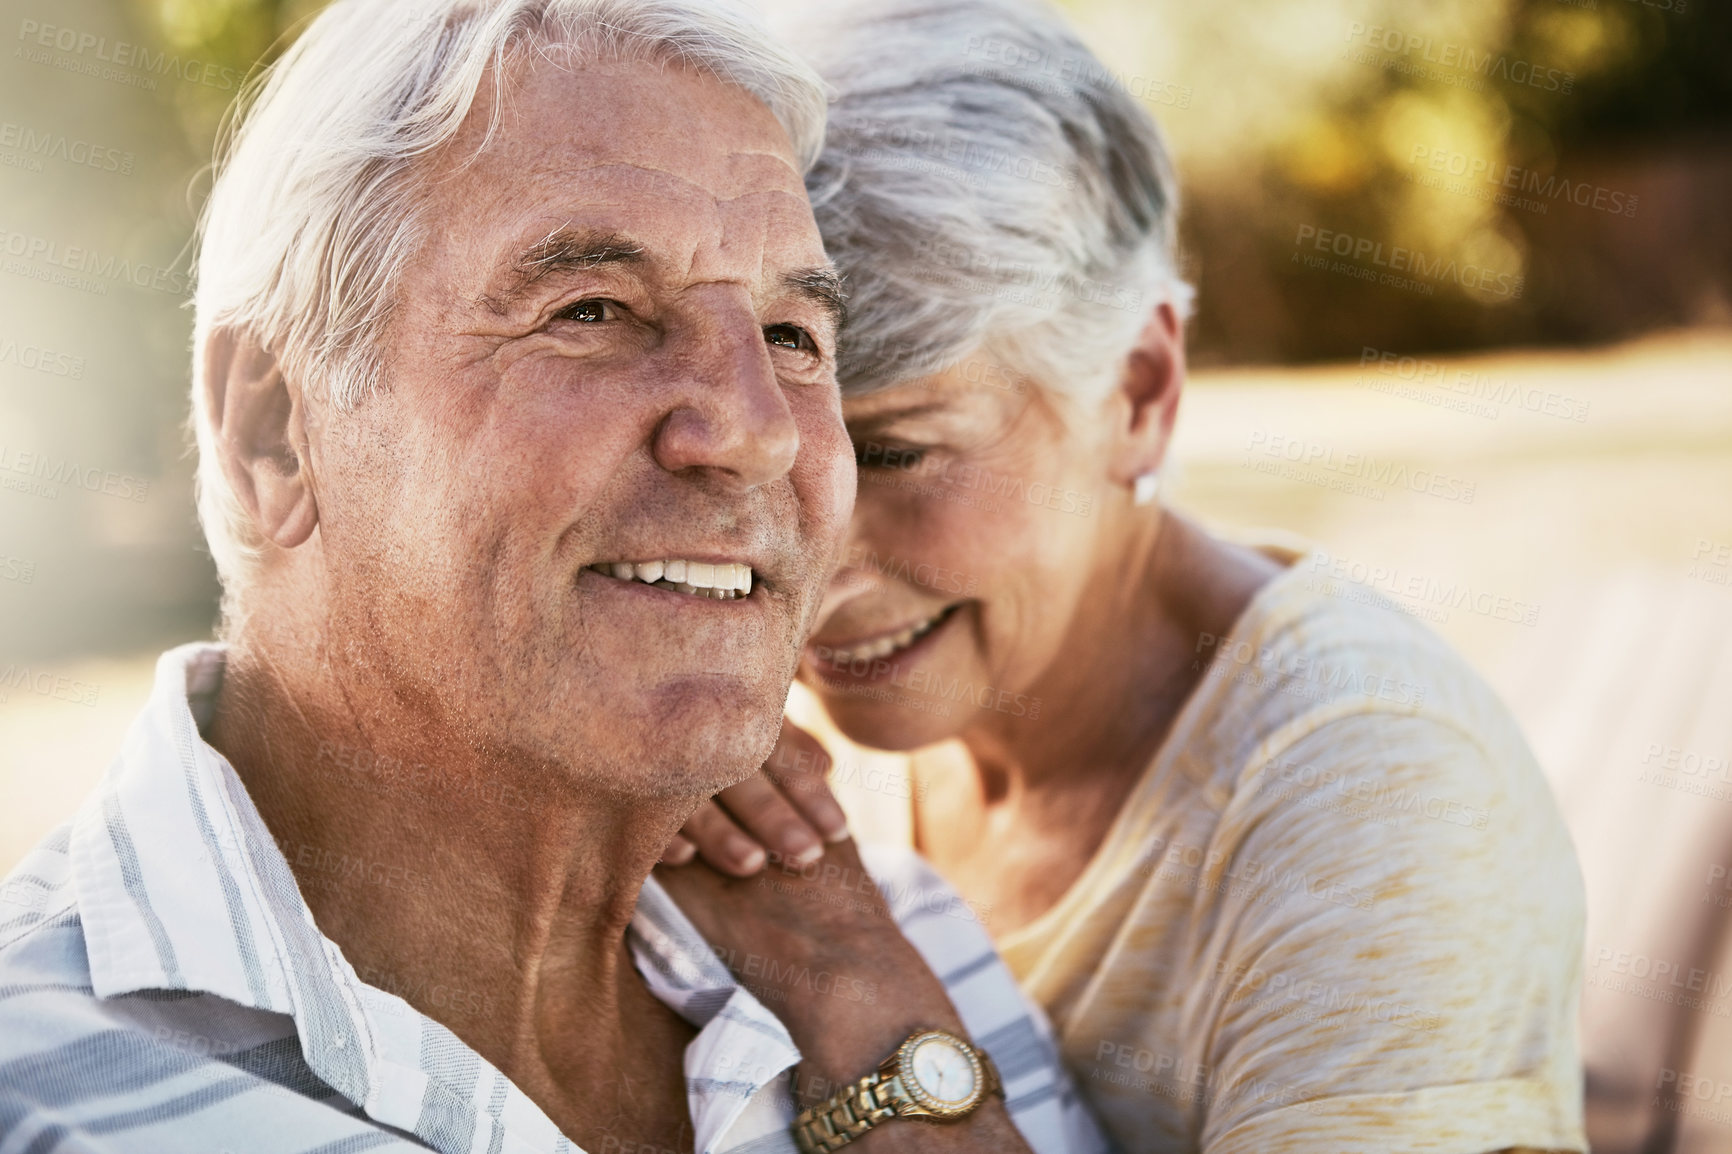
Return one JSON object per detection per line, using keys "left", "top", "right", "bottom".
{"left": 798, "top": 353, "right": 1122, "bottom": 750}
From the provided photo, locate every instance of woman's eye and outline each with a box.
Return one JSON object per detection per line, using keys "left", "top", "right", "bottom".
{"left": 765, "top": 324, "right": 816, "bottom": 353}
{"left": 556, "top": 299, "right": 613, "bottom": 323}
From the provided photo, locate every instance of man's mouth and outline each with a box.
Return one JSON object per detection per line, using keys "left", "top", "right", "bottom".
{"left": 585, "top": 559, "right": 755, "bottom": 601}
{"left": 818, "top": 604, "right": 956, "bottom": 664}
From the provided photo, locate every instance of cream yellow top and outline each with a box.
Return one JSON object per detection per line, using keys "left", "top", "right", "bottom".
{"left": 787, "top": 550, "right": 1586, "bottom": 1153}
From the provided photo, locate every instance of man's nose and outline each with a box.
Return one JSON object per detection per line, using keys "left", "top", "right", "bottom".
{"left": 652, "top": 301, "right": 799, "bottom": 489}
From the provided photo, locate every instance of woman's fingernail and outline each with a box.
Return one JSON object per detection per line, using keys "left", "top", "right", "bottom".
{"left": 662, "top": 841, "right": 695, "bottom": 865}
{"left": 785, "top": 828, "right": 822, "bottom": 865}
{"left": 729, "top": 836, "right": 766, "bottom": 872}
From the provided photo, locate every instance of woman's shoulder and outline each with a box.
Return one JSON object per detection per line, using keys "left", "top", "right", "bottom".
{"left": 1177, "top": 549, "right": 1534, "bottom": 796}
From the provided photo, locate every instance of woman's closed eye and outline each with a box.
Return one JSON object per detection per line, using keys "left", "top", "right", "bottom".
{"left": 853, "top": 440, "right": 926, "bottom": 470}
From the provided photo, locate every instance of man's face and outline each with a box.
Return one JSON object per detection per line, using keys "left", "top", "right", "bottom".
{"left": 306, "top": 58, "right": 854, "bottom": 799}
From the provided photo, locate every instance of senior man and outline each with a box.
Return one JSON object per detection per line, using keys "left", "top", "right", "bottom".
{"left": 0, "top": 2, "right": 1106, "bottom": 1153}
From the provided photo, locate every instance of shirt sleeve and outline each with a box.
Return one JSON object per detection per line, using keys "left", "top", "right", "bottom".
{"left": 860, "top": 843, "right": 1112, "bottom": 1154}
{"left": 1189, "top": 712, "right": 1586, "bottom": 1154}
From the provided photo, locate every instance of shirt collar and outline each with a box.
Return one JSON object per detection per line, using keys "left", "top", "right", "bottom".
{"left": 68, "top": 642, "right": 799, "bottom": 1154}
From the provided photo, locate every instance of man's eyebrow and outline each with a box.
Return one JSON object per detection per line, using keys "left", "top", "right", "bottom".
{"left": 483, "top": 227, "right": 647, "bottom": 312}
{"left": 782, "top": 266, "right": 848, "bottom": 333}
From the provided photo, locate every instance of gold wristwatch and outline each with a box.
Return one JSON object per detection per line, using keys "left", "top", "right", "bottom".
{"left": 790, "top": 1029, "right": 1003, "bottom": 1153}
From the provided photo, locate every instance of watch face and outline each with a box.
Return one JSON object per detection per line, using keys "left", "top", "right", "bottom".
{"left": 900, "top": 1032, "right": 982, "bottom": 1115}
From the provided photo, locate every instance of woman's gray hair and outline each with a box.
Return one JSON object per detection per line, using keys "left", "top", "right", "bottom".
{"left": 772, "top": 0, "right": 1191, "bottom": 399}
{"left": 192, "top": 0, "right": 827, "bottom": 589}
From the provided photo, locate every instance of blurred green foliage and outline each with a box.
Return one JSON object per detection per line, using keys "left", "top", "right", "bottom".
{"left": 131, "top": 0, "right": 1731, "bottom": 363}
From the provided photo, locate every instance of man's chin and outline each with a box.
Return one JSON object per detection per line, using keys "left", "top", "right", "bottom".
{"left": 584, "top": 683, "right": 786, "bottom": 799}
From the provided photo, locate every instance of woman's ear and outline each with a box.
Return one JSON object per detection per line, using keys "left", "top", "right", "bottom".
{"left": 202, "top": 329, "right": 319, "bottom": 550}
{"left": 1107, "top": 300, "right": 1187, "bottom": 488}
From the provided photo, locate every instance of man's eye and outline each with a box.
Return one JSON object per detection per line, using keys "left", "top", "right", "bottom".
{"left": 556, "top": 299, "right": 614, "bottom": 323}
{"left": 765, "top": 324, "right": 816, "bottom": 353}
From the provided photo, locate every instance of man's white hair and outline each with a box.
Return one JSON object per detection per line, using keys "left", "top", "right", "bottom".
{"left": 192, "top": 0, "right": 828, "bottom": 591}
{"left": 765, "top": 0, "right": 1191, "bottom": 400}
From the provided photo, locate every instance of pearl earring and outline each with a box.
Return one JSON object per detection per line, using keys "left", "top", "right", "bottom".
{"left": 1133, "top": 471, "right": 1162, "bottom": 507}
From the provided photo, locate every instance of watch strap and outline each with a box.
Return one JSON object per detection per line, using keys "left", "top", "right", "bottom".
{"left": 791, "top": 1068, "right": 901, "bottom": 1154}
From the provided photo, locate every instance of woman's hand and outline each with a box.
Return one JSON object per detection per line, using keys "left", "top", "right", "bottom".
{"left": 654, "top": 842, "right": 1031, "bottom": 1153}
{"left": 661, "top": 718, "right": 851, "bottom": 875}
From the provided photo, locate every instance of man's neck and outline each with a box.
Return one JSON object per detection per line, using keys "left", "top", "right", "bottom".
{"left": 206, "top": 625, "right": 699, "bottom": 1145}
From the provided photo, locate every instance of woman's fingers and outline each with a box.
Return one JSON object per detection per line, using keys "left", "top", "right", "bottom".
{"left": 660, "top": 832, "right": 697, "bottom": 866}
{"left": 669, "top": 721, "right": 854, "bottom": 876}
{"left": 680, "top": 799, "right": 769, "bottom": 876}
{"left": 762, "top": 723, "right": 851, "bottom": 844}
{"left": 712, "top": 774, "right": 827, "bottom": 868}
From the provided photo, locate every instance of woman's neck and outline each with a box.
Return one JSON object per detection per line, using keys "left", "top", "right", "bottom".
{"left": 911, "top": 514, "right": 1283, "bottom": 933}
{"left": 962, "top": 513, "right": 1280, "bottom": 797}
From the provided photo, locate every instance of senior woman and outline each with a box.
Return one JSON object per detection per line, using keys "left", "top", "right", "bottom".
{"left": 663, "top": 0, "right": 1587, "bottom": 1150}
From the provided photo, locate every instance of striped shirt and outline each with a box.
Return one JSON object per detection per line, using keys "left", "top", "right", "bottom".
{"left": 0, "top": 643, "right": 1107, "bottom": 1154}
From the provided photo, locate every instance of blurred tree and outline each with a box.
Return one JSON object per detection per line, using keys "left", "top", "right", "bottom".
{"left": 125, "top": 0, "right": 1732, "bottom": 363}
{"left": 124, "top": 0, "right": 326, "bottom": 145}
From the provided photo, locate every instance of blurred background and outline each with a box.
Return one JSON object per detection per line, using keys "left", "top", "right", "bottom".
{"left": 0, "top": 0, "right": 1728, "bottom": 1149}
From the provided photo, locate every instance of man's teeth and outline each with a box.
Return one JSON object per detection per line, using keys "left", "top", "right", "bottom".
{"left": 590, "top": 560, "right": 753, "bottom": 600}
{"left": 829, "top": 608, "right": 949, "bottom": 664}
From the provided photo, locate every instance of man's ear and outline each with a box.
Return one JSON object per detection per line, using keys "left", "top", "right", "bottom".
{"left": 1106, "top": 300, "right": 1187, "bottom": 487}
{"left": 202, "top": 329, "right": 318, "bottom": 550}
